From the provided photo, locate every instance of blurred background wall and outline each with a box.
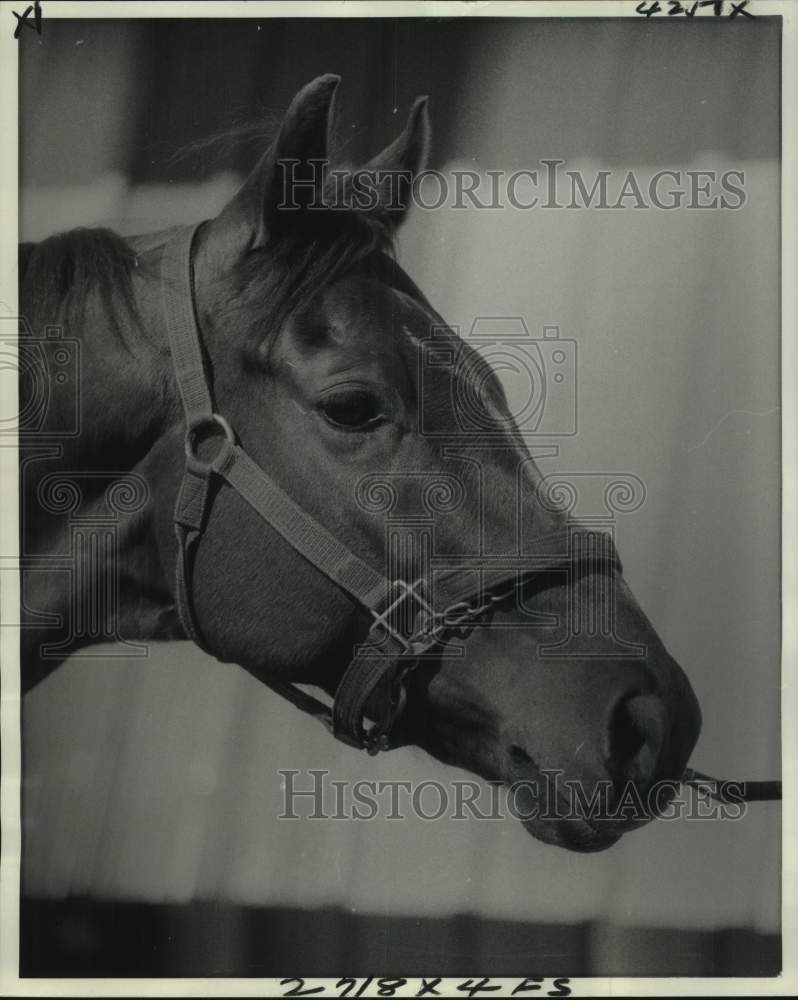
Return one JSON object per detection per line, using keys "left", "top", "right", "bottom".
{"left": 18, "top": 16, "right": 780, "bottom": 975}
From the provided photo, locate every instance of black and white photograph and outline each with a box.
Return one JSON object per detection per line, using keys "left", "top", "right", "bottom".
{"left": 0, "top": 0, "right": 793, "bottom": 993}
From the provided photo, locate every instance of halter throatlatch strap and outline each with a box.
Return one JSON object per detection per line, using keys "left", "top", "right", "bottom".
{"left": 160, "top": 224, "right": 623, "bottom": 754}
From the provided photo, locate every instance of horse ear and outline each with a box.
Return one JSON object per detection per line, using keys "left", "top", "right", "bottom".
{"left": 366, "top": 97, "right": 430, "bottom": 177}
{"left": 211, "top": 74, "right": 340, "bottom": 253}
{"left": 356, "top": 96, "right": 431, "bottom": 230}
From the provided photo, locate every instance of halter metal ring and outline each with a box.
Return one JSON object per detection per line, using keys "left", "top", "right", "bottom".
{"left": 185, "top": 413, "right": 236, "bottom": 471}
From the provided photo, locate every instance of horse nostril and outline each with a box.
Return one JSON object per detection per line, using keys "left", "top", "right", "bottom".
{"left": 607, "top": 693, "right": 666, "bottom": 789}
{"left": 609, "top": 695, "right": 646, "bottom": 760}
{"left": 508, "top": 744, "right": 534, "bottom": 772}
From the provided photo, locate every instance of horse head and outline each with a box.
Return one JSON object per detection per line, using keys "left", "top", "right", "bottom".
{"left": 29, "top": 75, "right": 702, "bottom": 851}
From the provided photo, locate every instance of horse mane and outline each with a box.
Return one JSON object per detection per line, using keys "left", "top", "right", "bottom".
{"left": 18, "top": 181, "right": 400, "bottom": 363}
{"left": 20, "top": 227, "right": 139, "bottom": 334}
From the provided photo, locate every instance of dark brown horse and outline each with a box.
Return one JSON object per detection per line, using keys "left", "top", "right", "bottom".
{"left": 19, "top": 75, "right": 701, "bottom": 852}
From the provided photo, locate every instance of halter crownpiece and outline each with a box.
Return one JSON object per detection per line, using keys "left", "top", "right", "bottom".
{"left": 159, "top": 223, "right": 783, "bottom": 802}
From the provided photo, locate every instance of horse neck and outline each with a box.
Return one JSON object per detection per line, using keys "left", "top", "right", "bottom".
{"left": 20, "top": 231, "right": 184, "bottom": 688}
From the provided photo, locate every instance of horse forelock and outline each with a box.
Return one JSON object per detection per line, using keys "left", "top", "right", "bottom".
{"left": 210, "top": 208, "right": 396, "bottom": 360}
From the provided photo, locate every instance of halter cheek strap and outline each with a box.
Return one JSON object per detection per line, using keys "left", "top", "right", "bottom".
{"left": 161, "top": 223, "right": 401, "bottom": 748}
{"left": 160, "top": 223, "right": 623, "bottom": 754}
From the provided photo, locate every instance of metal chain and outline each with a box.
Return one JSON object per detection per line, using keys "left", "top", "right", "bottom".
{"left": 408, "top": 579, "right": 519, "bottom": 647}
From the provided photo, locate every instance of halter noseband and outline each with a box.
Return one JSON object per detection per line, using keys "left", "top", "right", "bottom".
{"left": 159, "top": 223, "right": 622, "bottom": 755}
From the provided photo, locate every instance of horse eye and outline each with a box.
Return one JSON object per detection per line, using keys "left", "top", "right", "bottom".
{"left": 319, "top": 389, "right": 386, "bottom": 431}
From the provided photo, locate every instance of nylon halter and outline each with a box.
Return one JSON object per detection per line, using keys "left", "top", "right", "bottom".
{"left": 160, "top": 223, "right": 623, "bottom": 754}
